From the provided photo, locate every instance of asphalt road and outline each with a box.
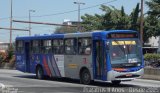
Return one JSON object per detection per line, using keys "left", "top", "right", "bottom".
{"left": 0, "top": 69, "right": 160, "bottom": 93}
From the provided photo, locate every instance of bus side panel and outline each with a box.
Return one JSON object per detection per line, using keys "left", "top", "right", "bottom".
{"left": 16, "top": 54, "right": 26, "bottom": 72}
{"left": 29, "top": 54, "right": 42, "bottom": 74}
{"left": 77, "top": 55, "right": 93, "bottom": 80}
{"left": 30, "top": 54, "right": 48, "bottom": 75}
{"left": 54, "top": 55, "right": 65, "bottom": 77}
{"left": 64, "top": 55, "right": 79, "bottom": 79}
{"left": 35, "top": 54, "right": 64, "bottom": 77}
{"left": 64, "top": 55, "right": 93, "bottom": 79}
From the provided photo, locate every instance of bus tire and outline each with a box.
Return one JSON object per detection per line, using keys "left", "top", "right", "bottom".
{"left": 36, "top": 66, "right": 44, "bottom": 79}
{"left": 111, "top": 80, "right": 121, "bottom": 85}
{"left": 80, "top": 69, "right": 91, "bottom": 85}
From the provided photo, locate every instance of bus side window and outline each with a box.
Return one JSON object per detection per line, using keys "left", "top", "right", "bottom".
{"left": 53, "top": 39, "right": 64, "bottom": 54}
{"left": 42, "top": 40, "right": 52, "bottom": 54}
{"left": 78, "top": 38, "right": 91, "bottom": 55}
{"left": 65, "top": 38, "right": 77, "bottom": 55}
{"left": 16, "top": 40, "right": 24, "bottom": 53}
{"left": 31, "top": 40, "right": 40, "bottom": 54}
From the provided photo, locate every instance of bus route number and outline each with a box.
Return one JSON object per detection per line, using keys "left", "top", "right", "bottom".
{"left": 83, "top": 58, "right": 87, "bottom": 64}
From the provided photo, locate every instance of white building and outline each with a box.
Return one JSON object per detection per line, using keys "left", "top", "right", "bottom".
{"left": 0, "top": 42, "right": 10, "bottom": 53}
{"left": 144, "top": 36, "right": 160, "bottom": 53}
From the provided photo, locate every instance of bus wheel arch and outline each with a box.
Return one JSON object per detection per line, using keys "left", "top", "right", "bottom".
{"left": 79, "top": 67, "right": 91, "bottom": 84}
{"left": 36, "top": 64, "right": 44, "bottom": 79}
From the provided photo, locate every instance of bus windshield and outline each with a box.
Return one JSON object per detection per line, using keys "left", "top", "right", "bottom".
{"left": 110, "top": 40, "right": 142, "bottom": 68}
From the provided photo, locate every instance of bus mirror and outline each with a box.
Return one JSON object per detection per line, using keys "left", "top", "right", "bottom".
{"left": 106, "top": 41, "right": 110, "bottom": 50}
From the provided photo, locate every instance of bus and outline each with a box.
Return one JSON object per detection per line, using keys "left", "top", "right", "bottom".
{"left": 15, "top": 30, "right": 144, "bottom": 84}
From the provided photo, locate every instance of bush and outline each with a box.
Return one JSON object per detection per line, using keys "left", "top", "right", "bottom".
{"left": 144, "top": 53, "right": 160, "bottom": 62}
{"left": 0, "top": 52, "right": 7, "bottom": 62}
{"left": 144, "top": 53, "right": 160, "bottom": 67}
{"left": 7, "top": 46, "right": 14, "bottom": 60}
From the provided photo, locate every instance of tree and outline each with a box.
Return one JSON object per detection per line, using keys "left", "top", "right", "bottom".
{"left": 81, "top": 4, "right": 138, "bottom": 31}
{"left": 144, "top": 16, "right": 159, "bottom": 42}
{"left": 81, "top": 14, "right": 103, "bottom": 31}
{"left": 54, "top": 1, "right": 160, "bottom": 43}
{"left": 54, "top": 26, "right": 77, "bottom": 34}
{"left": 130, "top": 3, "right": 140, "bottom": 31}
{"left": 144, "top": 0, "right": 160, "bottom": 40}
{"left": 81, "top": 3, "right": 160, "bottom": 43}
{"left": 146, "top": 0, "right": 160, "bottom": 18}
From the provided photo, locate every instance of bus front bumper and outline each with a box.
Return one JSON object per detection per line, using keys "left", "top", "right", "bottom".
{"left": 107, "top": 68, "right": 144, "bottom": 81}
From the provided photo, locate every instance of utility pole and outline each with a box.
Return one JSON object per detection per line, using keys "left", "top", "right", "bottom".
{"left": 10, "top": 0, "right": 13, "bottom": 47}
{"left": 74, "top": 1, "right": 85, "bottom": 31}
{"left": 29, "top": 10, "right": 35, "bottom": 36}
{"left": 140, "top": 0, "right": 144, "bottom": 45}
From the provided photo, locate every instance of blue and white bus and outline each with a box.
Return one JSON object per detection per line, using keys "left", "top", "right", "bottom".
{"left": 16, "top": 30, "right": 144, "bottom": 84}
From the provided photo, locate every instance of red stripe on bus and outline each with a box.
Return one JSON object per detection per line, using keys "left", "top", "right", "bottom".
{"left": 43, "top": 56, "right": 51, "bottom": 76}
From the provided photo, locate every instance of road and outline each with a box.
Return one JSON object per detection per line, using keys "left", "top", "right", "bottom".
{"left": 0, "top": 69, "right": 160, "bottom": 93}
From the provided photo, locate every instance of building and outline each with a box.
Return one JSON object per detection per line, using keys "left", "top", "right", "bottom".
{"left": 63, "top": 19, "right": 80, "bottom": 25}
{"left": 0, "top": 42, "right": 10, "bottom": 53}
{"left": 143, "top": 36, "right": 160, "bottom": 54}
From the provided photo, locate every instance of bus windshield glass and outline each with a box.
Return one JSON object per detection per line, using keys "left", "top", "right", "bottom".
{"left": 110, "top": 40, "right": 142, "bottom": 68}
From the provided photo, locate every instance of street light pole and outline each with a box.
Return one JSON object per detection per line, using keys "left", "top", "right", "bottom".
{"left": 9, "top": 0, "right": 13, "bottom": 47}
{"left": 140, "top": 0, "right": 144, "bottom": 45}
{"left": 74, "top": 1, "right": 85, "bottom": 31}
{"left": 29, "top": 10, "right": 35, "bottom": 36}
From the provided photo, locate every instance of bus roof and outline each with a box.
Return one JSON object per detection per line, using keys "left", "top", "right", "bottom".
{"left": 16, "top": 34, "right": 64, "bottom": 41}
{"left": 16, "top": 30, "right": 137, "bottom": 41}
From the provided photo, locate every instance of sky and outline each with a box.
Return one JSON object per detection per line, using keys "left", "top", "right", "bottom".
{"left": 0, "top": 0, "right": 148, "bottom": 43}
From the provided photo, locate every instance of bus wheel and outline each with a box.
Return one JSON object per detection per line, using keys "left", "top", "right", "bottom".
{"left": 80, "top": 69, "right": 91, "bottom": 85}
{"left": 111, "top": 80, "right": 121, "bottom": 85}
{"left": 36, "top": 66, "right": 44, "bottom": 79}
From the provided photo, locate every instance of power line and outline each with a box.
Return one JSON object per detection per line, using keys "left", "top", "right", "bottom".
{"left": 0, "top": 27, "right": 29, "bottom": 31}
{"left": 26, "top": 0, "right": 118, "bottom": 18}
{"left": 80, "top": 0, "right": 117, "bottom": 11}
{"left": 0, "top": 0, "right": 117, "bottom": 20}
{"left": 0, "top": 17, "right": 10, "bottom": 20}
{"left": 13, "top": 20, "right": 78, "bottom": 27}
{"left": 0, "top": 32, "right": 10, "bottom": 34}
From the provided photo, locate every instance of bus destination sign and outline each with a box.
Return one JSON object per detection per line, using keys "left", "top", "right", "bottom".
{"left": 108, "top": 33, "right": 138, "bottom": 38}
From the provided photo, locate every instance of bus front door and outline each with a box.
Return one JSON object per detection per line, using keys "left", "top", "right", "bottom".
{"left": 25, "top": 42, "right": 30, "bottom": 72}
{"left": 93, "top": 40, "right": 106, "bottom": 80}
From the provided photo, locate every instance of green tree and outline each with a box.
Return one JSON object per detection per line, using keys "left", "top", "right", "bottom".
{"left": 130, "top": 3, "right": 140, "bottom": 31}
{"left": 81, "top": 14, "right": 103, "bottom": 31}
{"left": 54, "top": 26, "right": 77, "bottom": 34}
{"left": 146, "top": 0, "right": 160, "bottom": 18}
{"left": 81, "top": 4, "right": 138, "bottom": 31}
{"left": 144, "top": 0, "right": 160, "bottom": 41}
{"left": 101, "top": 5, "right": 121, "bottom": 30}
